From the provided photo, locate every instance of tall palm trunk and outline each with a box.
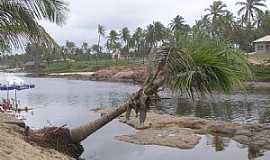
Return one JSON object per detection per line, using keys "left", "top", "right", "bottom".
{"left": 70, "top": 103, "right": 129, "bottom": 142}
{"left": 97, "top": 34, "right": 101, "bottom": 53}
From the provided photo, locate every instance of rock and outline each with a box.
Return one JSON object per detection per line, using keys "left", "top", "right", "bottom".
{"left": 112, "top": 71, "right": 136, "bottom": 80}
{"left": 207, "top": 122, "right": 238, "bottom": 135}
{"left": 115, "top": 127, "right": 201, "bottom": 149}
{"left": 233, "top": 135, "right": 250, "bottom": 145}
{"left": 235, "top": 129, "right": 252, "bottom": 136}
{"left": 93, "top": 108, "right": 270, "bottom": 151}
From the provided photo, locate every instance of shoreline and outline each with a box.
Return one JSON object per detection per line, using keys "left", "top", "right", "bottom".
{"left": 0, "top": 112, "right": 74, "bottom": 160}
{"left": 26, "top": 66, "right": 148, "bottom": 84}
{"left": 26, "top": 69, "right": 270, "bottom": 91}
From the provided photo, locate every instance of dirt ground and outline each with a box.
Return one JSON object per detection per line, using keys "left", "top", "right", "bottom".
{"left": 0, "top": 113, "right": 73, "bottom": 160}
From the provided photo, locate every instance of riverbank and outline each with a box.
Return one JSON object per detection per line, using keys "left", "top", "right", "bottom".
{"left": 0, "top": 113, "right": 73, "bottom": 160}
{"left": 28, "top": 65, "right": 148, "bottom": 84}
{"left": 27, "top": 65, "right": 270, "bottom": 90}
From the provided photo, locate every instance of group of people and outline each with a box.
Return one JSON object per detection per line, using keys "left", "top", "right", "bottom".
{"left": 0, "top": 99, "right": 14, "bottom": 112}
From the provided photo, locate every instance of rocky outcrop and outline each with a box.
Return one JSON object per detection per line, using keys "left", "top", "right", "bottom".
{"left": 116, "top": 127, "right": 201, "bottom": 149}
{"left": 44, "top": 66, "right": 148, "bottom": 83}
{"left": 94, "top": 108, "right": 270, "bottom": 150}
{"left": 91, "top": 66, "right": 147, "bottom": 83}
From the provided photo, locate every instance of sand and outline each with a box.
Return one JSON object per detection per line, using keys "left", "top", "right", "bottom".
{"left": 0, "top": 113, "right": 74, "bottom": 160}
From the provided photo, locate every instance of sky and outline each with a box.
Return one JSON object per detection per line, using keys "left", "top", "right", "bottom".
{"left": 40, "top": 0, "right": 270, "bottom": 47}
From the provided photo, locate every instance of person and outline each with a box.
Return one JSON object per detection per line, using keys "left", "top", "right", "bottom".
{"left": 2, "top": 99, "right": 12, "bottom": 111}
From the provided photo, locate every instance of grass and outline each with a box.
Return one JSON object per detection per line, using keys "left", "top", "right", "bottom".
{"left": 41, "top": 58, "right": 144, "bottom": 73}
{"left": 252, "top": 65, "right": 270, "bottom": 81}
{"left": 247, "top": 53, "right": 270, "bottom": 81}
{"left": 249, "top": 53, "right": 270, "bottom": 61}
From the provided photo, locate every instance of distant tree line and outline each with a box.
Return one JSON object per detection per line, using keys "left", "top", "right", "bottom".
{"left": 1, "top": 0, "right": 269, "bottom": 67}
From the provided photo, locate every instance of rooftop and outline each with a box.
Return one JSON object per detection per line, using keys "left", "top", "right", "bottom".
{"left": 253, "top": 35, "right": 270, "bottom": 43}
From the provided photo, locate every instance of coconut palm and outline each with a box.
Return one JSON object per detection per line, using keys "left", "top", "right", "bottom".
{"left": 153, "top": 21, "right": 167, "bottom": 42}
{"left": 258, "top": 10, "right": 270, "bottom": 34}
{"left": 145, "top": 21, "right": 167, "bottom": 47}
{"left": 121, "top": 27, "right": 131, "bottom": 53}
{"left": 145, "top": 24, "right": 156, "bottom": 47}
{"left": 236, "top": 0, "right": 267, "bottom": 26}
{"left": 132, "top": 27, "right": 145, "bottom": 53}
{"left": 30, "top": 31, "right": 252, "bottom": 158}
{"left": 205, "top": 1, "right": 228, "bottom": 23}
{"left": 65, "top": 40, "right": 76, "bottom": 54}
{"left": 204, "top": 1, "right": 228, "bottom": 35}
{"left": 81, "top": 42, "right": 88, "bottom": 53}
{"left": 169, "top": 15, "right": 185, "bottom": 32}
{"left": 97, "top": 24, "right": 105, "bottom": 53}
{"left": 69, "top": 31, "right": 252, "bottom": 148}
{"left": 107, "top": 30, "right": 120, "bottom": 52}
{"left": 194, "top": 16, "right": 212, "bottom": 35}
{"left": 0, "top": 0, "right": 68, "bottom": 49}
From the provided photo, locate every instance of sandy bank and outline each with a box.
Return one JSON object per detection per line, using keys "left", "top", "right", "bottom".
{"left": 48, "top": 72, "right": 95, "bottom": 76}
{"left": 0, "top": 113, "right": 73, "bottom": 160}
{"left": 37, "top": 66, "right": 148, "bottom": 84}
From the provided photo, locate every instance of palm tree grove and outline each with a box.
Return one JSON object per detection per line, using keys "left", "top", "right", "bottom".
{"left": 1, "top": 0, "right": 270, "bottom": 160}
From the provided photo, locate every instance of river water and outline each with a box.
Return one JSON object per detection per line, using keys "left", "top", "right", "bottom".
{"left": 1, "top": 73, "right": 270, "bottom": 160}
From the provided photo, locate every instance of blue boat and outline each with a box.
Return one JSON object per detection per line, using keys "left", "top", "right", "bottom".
{"left": 0, "top": 84, "right": 35, "bottom": 91}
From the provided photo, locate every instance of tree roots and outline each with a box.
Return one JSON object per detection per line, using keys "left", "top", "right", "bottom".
{"left": 26, "top": 127, "right": 84, "bottom": 159}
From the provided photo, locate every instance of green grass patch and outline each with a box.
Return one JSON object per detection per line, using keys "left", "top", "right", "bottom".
{"left": 42, "top": 58, "right": 143, "bottom": 74}
{"left": 252, "top": 65, "right": 270, "bottom": 81}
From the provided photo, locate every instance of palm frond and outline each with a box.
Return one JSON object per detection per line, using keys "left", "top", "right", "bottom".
{"left": 0, "top": 0, "right": 68, "bottom": 49}
{"left": 151, "top": 31, "right": 252, "bottom": 98}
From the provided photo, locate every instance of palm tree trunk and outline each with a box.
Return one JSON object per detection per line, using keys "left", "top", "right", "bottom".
{"left": 70, "top": 103, "right": 129, "bottom": 142}
{"left": 97, "top": 34, "right": 101, "bottom": 53}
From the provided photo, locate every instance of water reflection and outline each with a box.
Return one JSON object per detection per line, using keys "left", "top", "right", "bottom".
{"left": 158, "top": 92, "right": 270, "bottom": 123}
{"left": 204, "top": 134, "right": 266, "bottom": 160}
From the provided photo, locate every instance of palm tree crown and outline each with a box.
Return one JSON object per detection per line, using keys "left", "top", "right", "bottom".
{"left": 107, "top": 30, "right": 120, "bottom": 52}
{"left": 236, "top": 0, "right": 267, "bottom": 25}
{"left": 205, "top": 1, "right": 228, "bottom": 22}
{"left": 169, "top": 15, "right": 185, "bottom": 32}
{"left": 121, "top": 27, "right": 131, "bottom": 47}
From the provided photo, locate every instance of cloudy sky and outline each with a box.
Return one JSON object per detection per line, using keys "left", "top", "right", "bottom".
{"left": 40, "top": 0, "right": 270, "bottom": 47}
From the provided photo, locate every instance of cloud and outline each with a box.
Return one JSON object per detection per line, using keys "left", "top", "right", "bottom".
{"left": 41, "top": 0, "right": 269, "bottom": 46}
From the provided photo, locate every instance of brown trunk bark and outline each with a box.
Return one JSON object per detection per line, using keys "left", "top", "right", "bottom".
{"left": 70, "top": 103, "right": 129, "bottom": 143}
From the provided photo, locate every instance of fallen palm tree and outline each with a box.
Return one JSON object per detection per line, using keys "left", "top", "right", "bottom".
{"left": 26, "top": 32, "right": 253, "bottom": 158}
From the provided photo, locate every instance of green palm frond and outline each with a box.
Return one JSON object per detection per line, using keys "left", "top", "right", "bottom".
{"left": 151, "top": 32, "right": 252, "bottom": 98}
{"left": 0, "top": 0, "right": 68, "bottom": 49}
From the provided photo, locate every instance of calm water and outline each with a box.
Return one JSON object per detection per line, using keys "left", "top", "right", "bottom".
{"left": 1, "top": 73, "right": 270, "bottom": 160}
{"left": 156, "top": 91, "right": 270, "bottom": 124}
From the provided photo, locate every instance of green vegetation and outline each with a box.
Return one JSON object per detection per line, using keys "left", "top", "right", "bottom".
{"left": 149, "top": 31, "right": 252, "bottom": 97}
{"left": 0, "top": 0, "right": 68, "bottom": 52}
{"left": 252, "top": 65, "right": 270, "bottom": 81}
{"left": 1, "top": 0, "right": 269, "bottom": 83}
{"left": 42, "top": 59, "right": 140, "bottom": 73}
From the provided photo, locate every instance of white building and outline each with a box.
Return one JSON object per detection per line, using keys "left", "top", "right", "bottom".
{"left": 253, "top": 35, "right": 270, "bottom": 54}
